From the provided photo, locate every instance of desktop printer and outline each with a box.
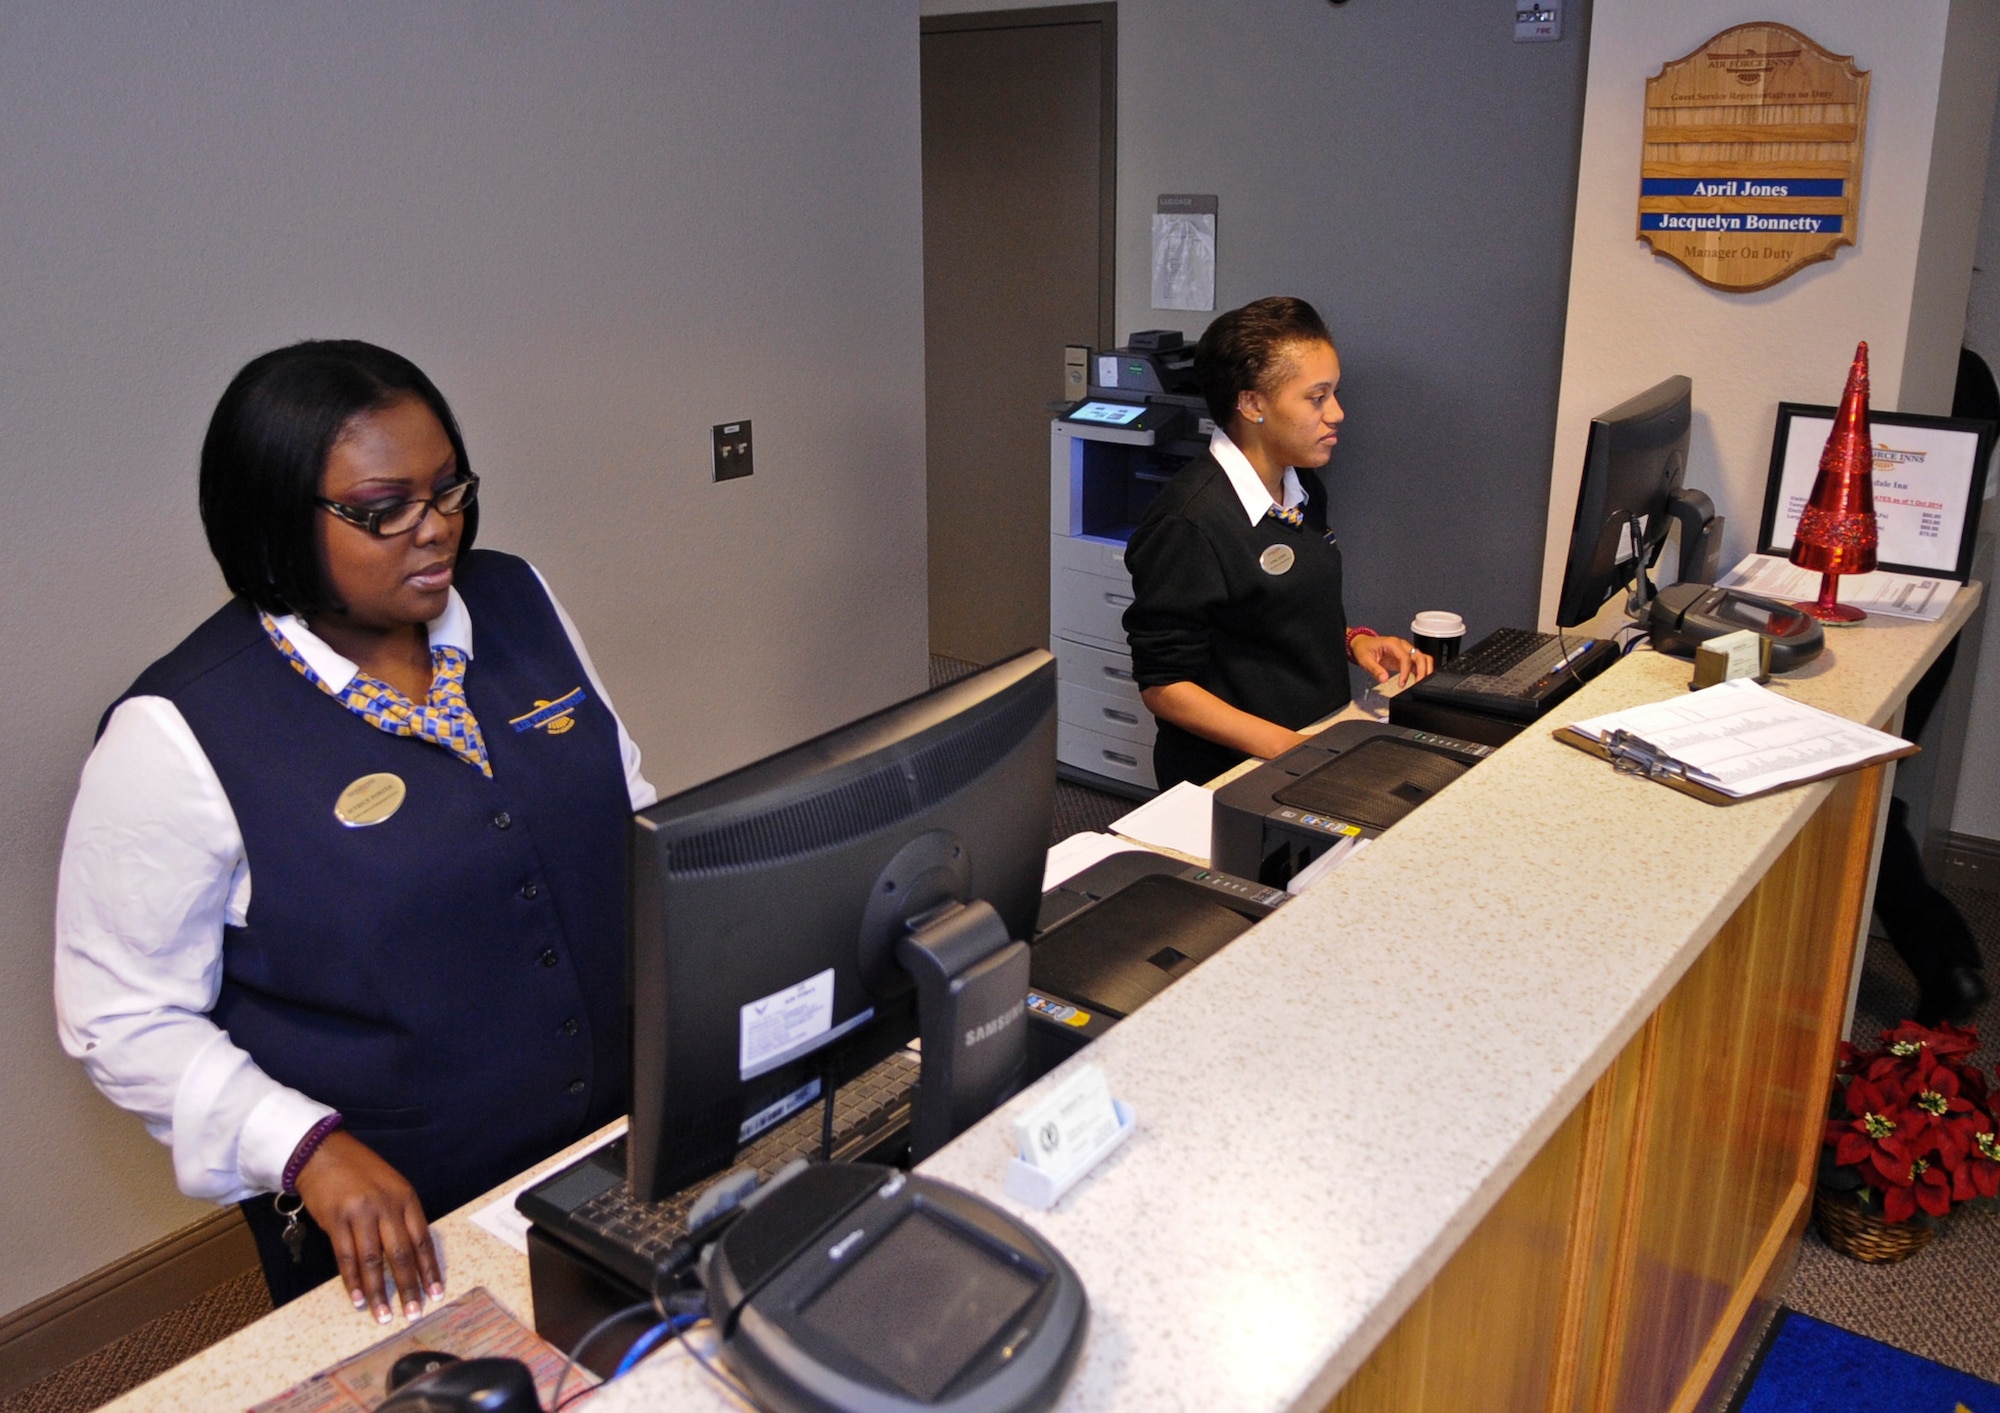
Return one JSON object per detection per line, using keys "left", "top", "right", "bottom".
{"left": 1212, "top": 720, "right": 1493, "bottom": 888}
{"left": 1026, "top": 850, "right": 1287, "bottom": 1072}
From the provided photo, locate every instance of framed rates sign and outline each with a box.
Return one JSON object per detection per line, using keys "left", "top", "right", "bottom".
{"left": 1637, "top": 23, "right": 1868, "bottom": 292}
{"left": 1758, "top": 404, "right": 1994, "bottom": 581}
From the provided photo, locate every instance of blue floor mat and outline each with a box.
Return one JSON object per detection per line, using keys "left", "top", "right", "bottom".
{"left": 1736, "top": 1310, "right": 2000, "bottom": 1412}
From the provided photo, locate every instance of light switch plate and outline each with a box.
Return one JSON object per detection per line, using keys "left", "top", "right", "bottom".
{"left": 712, "top": 421, "right": 753, "bottom": 481}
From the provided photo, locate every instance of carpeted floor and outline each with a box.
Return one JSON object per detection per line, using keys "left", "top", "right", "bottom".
{"left": 19, "top": 668, "right": 1995, "bottom": 1409}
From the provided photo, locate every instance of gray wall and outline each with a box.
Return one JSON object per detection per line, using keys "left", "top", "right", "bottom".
{"left": 0, "top": 2, "right": 926, "bottom": 1314}
{"left": 924, "top": 0, "right": 1594, "bottom": 646}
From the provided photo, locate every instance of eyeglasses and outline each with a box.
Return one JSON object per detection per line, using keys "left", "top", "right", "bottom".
{"left": 317, "top": 473, "right": 479, "bottom": 537}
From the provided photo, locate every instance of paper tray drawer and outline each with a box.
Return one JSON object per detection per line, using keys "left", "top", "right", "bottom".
{"left": 1053, "top": 568, "right": 1136, "bottom": 651}
{"left": 1061, "top": 681, "right": 1155, "bottom": 746}
{"left": 1053, "top": 637, "right": 1145, "bottom": 708}
{"left": 1059, "top": 720, "right": 1156, "bottom": 791}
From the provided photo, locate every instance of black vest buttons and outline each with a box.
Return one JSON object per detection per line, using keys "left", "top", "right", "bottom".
{"left": 492, "top": 811, "right": 512, "bottom": 829}
{"left": 519, "top": 882, "right": 541, "bottom": 901}
{"left": 567, "top": 1079, "right": 586, "bottom": 1095}
{"left": 561, "top": 1017, "right": 580, "bottom": 1036}
{"left": 539, "top": 949, "right": 559, "bottom": 968}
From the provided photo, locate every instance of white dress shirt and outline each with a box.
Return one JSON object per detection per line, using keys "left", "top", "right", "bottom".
{"left": 1208, "top": 426, "right": 1307, "bottom": 525}
{"left": 54, "top": 566, "right": 656, "bottom": 1205}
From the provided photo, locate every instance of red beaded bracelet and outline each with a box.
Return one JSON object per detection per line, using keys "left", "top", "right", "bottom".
{"left": 1344, "top": 625, "right": 1378, "bottom": 664}
{"left": 282, "top": 1113, "right": 345, "bottom": 1195}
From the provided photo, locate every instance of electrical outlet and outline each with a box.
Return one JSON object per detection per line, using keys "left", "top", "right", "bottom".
{"left": 712, "top": 421, "right": 753, "bottom": 481}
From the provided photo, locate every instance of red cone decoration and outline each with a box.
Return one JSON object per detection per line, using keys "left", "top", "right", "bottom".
{"left": 1789, "top": 341, "right": 1879, "bottom": 624}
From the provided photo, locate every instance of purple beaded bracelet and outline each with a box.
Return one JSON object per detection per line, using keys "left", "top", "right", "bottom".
{"left": 282, "top": 1113, "right": 345, "bottom": 1195}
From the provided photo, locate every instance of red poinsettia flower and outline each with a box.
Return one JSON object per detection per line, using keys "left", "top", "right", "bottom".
{"left": 1871, "top": 1019, "right": 1979, "bottom": 1069}
{"left": 1951, "top": 1124, "right": 2000, "bottom": 1203}
{"left": 1911, "top": 1063, "right": 1979, "bottom": 1164}
{"left": 1880, "top": 1155, "right": 1953, "bottom": 1223}
{"left": 1827, "top": 1079, "right": 1929, "bottom": 1188}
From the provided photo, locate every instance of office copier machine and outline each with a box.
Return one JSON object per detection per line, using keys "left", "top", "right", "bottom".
{"left": 1049, "top": 334, "right": 1209, "bottom": 795}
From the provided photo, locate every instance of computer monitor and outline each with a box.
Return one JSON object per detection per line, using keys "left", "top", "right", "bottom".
{"left": 1554, "top": 375, "right": 1723, "bottom": 628}
{"left": 626, "top": 650, "right": 1057, "bottom": 1200}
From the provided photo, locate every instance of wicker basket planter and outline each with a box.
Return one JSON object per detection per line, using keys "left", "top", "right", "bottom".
{"left": 1813, "top": 1184, "right": 1937, "bottom": 1263}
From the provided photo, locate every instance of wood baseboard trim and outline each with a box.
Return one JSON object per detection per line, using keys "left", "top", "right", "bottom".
{"left": 1942, "top": 831, "right": 2000, "bottom": 890}
{"left": 0, "top": 1207, "right": 260, "bottom": 1400}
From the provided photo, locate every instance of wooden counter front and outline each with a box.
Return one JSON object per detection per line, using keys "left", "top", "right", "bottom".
{"left": 1330, "top": 762, "right": 1880, "bottom": 1412}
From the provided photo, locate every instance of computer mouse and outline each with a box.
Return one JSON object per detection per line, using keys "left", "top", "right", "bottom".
{"left": 375, "top": 1356, "right": 543, "bottom": 1412}
{"left": 388, "top": 1350, "right": 462, "bottom": 1389}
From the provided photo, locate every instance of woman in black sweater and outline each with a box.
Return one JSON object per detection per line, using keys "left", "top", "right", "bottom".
{"left": 1122, "top": 297, "right": 1431, "bottom": 788}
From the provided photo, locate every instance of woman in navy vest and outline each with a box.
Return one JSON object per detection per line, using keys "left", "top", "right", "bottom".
{"left": 55, "top": 342, "right": 655, "bottom": 1321}
{"left": 1122, "top": 297, "right": 1435, "bottom": 788}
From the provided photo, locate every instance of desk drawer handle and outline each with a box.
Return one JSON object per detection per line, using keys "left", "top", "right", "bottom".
{"left": 1103, "top": 592, "right": 1133, "bottom": 607}
{"left": 1102, "top": 708, "right": 1139, "bottom": 725}
{"left": 1102, "top": 749, "right": 1139, "bottom": 767}
{"left": 1101, "top": 665, "right": 1135, "bottom": 683}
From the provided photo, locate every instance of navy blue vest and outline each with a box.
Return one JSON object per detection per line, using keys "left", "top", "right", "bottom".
{"left": 113, "top": 551, "right": 632, "bottom": 1217}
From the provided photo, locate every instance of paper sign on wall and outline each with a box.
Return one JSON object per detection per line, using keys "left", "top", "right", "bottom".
{"left": 1152, "top": 195, "right": 1216, "bottom": 312}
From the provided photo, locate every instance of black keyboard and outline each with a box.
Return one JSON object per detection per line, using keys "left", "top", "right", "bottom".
{"left": 1408, "top": 627, "right": 1617, "bottom": 723}
{"left": 517, "top": 1051, "right": 919, "bottom": 1291}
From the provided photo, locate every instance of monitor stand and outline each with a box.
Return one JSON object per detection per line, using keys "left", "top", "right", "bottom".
{"left": 896, "top": 899, "right": 1031, "bottom": 1162}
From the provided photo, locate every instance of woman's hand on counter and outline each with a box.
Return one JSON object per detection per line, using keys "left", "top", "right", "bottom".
{"left": 1352, "top": 634, "right": 1433, "bottom": 685}
{"left": 1139, "top": 682, "right": 1310, "bottom": 761}
{"left": 295, "top": 1131, "right": 445, "bottom": 1323}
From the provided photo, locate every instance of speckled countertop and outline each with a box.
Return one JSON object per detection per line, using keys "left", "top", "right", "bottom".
{"left": 106, "top": 594, "right": 1978, "bottom": 1412}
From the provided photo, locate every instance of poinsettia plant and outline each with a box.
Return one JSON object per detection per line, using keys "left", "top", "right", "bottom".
{"left": 1821, "top": 1020, "right": 2000, "bottom": 1225}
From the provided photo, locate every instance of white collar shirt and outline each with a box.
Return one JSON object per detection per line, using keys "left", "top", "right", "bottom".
{"left": 1209, "top": 426, "right": 1307, "bottom": 526}
{"left": 267, "top": 585, "right": 475, "bottom": 690}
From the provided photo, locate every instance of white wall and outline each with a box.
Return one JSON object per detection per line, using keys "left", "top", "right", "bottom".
{"left": 923, "top": 0, "right": 1593, "bottom": 646}
{"left": 1541, "top": 1, "right": 2000, "bottom": 625}
{"left": 0, "top": 2, "right": 926, "bottom": 1315}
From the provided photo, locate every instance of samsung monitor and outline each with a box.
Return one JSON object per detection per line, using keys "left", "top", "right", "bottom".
{"left": 1554, "top": 375, "right": 1722, "bottom": 628}
{"left": 627, "top": 650, "right": 1057, "bottom": 1200}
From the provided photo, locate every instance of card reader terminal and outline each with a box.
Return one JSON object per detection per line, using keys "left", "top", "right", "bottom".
{"left": 1646, "top": 582, "right": 1826, "bottom": 672}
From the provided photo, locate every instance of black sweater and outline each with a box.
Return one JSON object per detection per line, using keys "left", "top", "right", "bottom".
{"left": 1122, "top": 451, "right": 1351, "bottom": 787}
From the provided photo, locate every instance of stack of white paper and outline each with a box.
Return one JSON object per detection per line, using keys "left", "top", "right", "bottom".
{"left": 1042, "top": 832, "right": 1150, "bottom": 891}
{"left": 1568, "top": 678, "right": 1911, "bottom": 798}
{"left": 1717, "top": 553, "right": 1956, "bottom": 622}
{"left": 1108, "top": 780, "right": 1214, "bottom": 859}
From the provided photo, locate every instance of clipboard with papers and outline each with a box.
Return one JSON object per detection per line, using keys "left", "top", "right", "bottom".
{"left": 1553, "top": 678, "right": 1917, "bottom": 805}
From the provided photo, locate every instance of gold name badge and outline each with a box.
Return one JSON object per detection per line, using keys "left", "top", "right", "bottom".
{"left": 1258, "top": 543, "right": 1296, "bottom": 576}
{"left": 334, "top": 773, "right": 406, "bottom": 828}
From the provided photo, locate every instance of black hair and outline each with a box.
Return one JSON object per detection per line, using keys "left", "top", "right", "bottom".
{"left": 198, "top": 340, "right": 476, "bottom": 617}
{"left": 1192, "top": 296, "right": 1336, "bottom": 428}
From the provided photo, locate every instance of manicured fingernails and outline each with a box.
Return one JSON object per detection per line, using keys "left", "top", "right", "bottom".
{"left": 428, "top": 1282, "right": 445, "bottom": 1299}
{"left": 350, "top": 1289, "right": 367, "bottom": 1311}
{"left": 375, "top": 1304, "right": 392, "bottom": 1325}
{"left": 405, "top": 1300, "right": 421, "bottom": 1319}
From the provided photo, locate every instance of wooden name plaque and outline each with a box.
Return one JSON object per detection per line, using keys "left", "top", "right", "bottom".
{"left": 1637, "top": 22, "right": 1869, "bottom": 292}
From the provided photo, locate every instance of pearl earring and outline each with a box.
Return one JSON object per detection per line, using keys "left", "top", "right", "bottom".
{"left": 1255, "top": 416, "right": 1265, "bottom": 423}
